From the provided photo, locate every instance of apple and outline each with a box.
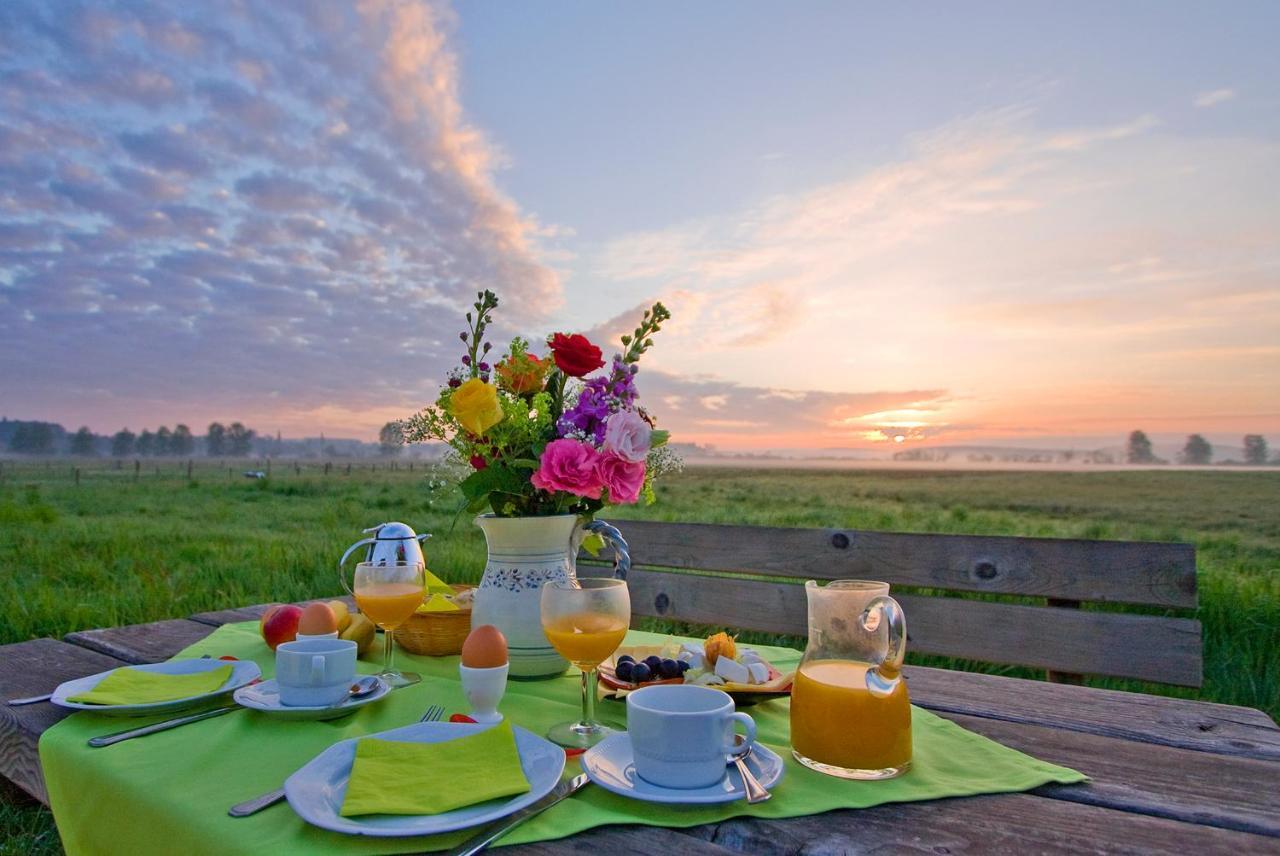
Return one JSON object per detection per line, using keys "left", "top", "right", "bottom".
{"left": 260, "top": 603, "right": 303, "bottom": 650}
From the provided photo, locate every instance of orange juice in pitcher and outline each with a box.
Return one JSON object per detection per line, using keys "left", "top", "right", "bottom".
{"left": 789, "top": 580, "right": 912, "bottom": 779}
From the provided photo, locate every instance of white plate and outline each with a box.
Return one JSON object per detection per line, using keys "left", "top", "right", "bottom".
{"left": 581, "top": 733, "right": 784, "bottom": 804}
{"left": 234, "top": 678, "right": 390, "bottom": 721}
{"left": 284, "top": 721, "right": 566, "bottom": 837}
{"left": 51, "top": 658, "right": 262, "bottom": 717}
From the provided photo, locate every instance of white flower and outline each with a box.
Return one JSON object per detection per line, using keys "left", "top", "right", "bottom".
{"left": 603, "top": 410, "right": 651, "bottom": 463}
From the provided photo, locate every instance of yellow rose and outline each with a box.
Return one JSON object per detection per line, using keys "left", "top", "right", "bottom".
{"left": 449, "top": 378, "right": 504, "bottom": 436}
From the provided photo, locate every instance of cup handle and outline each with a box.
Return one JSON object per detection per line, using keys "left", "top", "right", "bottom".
{"left": 310, "top": 655, "right": 326, "bottom": 685}
{"left": 726, "top": 712, "right": 756, "bottom": 757}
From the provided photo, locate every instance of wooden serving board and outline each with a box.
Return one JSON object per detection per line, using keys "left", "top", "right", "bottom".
{"left": 598, "top": 644, "right": 794, "bottom": 705}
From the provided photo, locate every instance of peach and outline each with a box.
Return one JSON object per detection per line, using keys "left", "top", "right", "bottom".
{"left": 260, "top": 603, "right": 303, "bottom": 650}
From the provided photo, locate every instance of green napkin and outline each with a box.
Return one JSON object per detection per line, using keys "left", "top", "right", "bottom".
{"left": 340, "top": 721, "right": 531, "bottom": 817}
{"left": 68, "top": 664, "right": 234, "bottom": 706}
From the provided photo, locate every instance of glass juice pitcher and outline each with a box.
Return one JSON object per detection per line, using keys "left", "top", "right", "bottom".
{"left": 790, "top": 580, "right": 912, "bottom": 779}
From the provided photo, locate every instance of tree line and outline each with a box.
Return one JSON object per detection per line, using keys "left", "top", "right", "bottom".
{"left": 1127, "top": 430, "right": 1273, "bottom": 465}
{"left": 5, "top": 420, "right": 257, "bottom": 457}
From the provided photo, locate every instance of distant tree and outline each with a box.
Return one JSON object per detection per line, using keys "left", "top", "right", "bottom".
{"left": 111, "top": 429, "right": 136, "bottom": 458}
{"left": 171, "top": 424, "right": 195, "bottom": 456}
{"left": 137, "top": 429, "right": 156, "bottom": 457}
{"left": 206, "top": 422, "right": 226, "bottom": 456}
{"left": 1243, "top": 435, "right": 1269, "bottom": 466}
{"left": 1126, "top": 430, "right": 1158, "bottom": 464}
{"left": 227, "top": 422, "right": 255, "bottom": 457}
{"left": 154, "top": 426, "right": 172, "bottom": 456}
{"left": 379, "top": 422, "right": 404, "bottom": 457}
{"left": 69, "top": 426, "right": 96, "bottom": 456}
{"left": 8, "top": 422, "right": 55, "bottom": 455}
{"left": 1180, "top": 434, "right": 1212, "bottom": 466}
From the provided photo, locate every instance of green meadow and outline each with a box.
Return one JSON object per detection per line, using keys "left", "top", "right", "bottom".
{"left": 1, "top": 461, "right": 1278, "bottom": 854}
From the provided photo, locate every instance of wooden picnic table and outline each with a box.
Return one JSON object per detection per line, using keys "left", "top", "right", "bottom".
{"left": 3, "top": 602, "right": 1279, "bottom": 854}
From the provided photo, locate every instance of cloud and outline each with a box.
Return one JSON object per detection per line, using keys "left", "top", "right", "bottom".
{"left": 0, "top": 0, "right": 562, "bottom": 435}
{"left": 1194, "top": 88, "right": 1236, "bottom": 108}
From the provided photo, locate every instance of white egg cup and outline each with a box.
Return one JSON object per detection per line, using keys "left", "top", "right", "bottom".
{"left": 458, "top": 663, "right": 508, "bottom": 724}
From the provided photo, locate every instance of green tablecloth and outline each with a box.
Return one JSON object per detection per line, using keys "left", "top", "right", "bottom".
{"left": 40, "top": 623, "right": 1085, "bottom": 855}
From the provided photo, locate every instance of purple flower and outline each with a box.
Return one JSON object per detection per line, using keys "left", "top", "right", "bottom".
{"left": 461, "top": 355, "right": 471, "bottom": 366}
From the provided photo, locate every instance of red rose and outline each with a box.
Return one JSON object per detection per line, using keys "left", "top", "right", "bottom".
{"left": 549, "top": 333, "right": 605, "bottom": 377}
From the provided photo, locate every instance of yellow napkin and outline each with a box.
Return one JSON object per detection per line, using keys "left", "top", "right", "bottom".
{"left": 423, "top": 569, "right": 453, "bottom": 595}
{"left": 340, "top": 722, "right": 531, "bottom": 817}
{"left": 416, "top": 593, "right": 460, "bottom": 613}
{"left": 68, "top": 664, "right": 234, "bottom": 706}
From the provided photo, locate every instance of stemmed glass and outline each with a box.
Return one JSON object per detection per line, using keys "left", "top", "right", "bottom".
{"left": 540, "top": 577, "right": 630, "bottom": 749}
{"left": 351, "top": 560, "right": 425, "bottom": 688}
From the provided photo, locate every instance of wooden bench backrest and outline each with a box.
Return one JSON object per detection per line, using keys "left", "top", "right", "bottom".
{"left": 583, "top": 520, "right": 1202, "bottom": 687}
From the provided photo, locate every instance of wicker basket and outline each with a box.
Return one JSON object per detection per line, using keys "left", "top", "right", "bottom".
{"left": 393, "top": 585, "right": 476, "bottom": 656}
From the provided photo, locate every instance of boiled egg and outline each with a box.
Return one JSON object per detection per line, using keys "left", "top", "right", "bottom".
{"left": 297, "top": 602, "right": 339, "bottom": 636}
{"left": 461, "top": 624, "right": 508, "bottom": 668}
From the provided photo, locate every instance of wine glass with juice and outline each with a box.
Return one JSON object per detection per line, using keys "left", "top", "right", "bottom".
{"left": 540, "top": 577, "right": 630, "bottom": 749}
{"left": 352, "top": 560, "right": 425, "bottom": 688}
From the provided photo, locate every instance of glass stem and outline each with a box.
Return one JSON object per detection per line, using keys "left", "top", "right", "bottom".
{"left": 580, "top": 668, "right": 597, "bottom": 727}
{"left": 382, "top": 627, "right": 395, "bottom": 676}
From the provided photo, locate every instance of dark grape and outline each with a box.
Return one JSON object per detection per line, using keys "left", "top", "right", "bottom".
{"left": 614, "top": 661, "right": 634, "bottom": 681}
{"left": 659, "top": 658, "right": 682, "bottom": 679}
{"left": 676, "top": 659, "right": 691, "bottom": 673}
{"left": 617, "top": 654, "right": 635, "bottom": 665}
{"left": 631, "top": 662, "right": 652, "bottom": 682}
{"left": 642, "top": 655, "right": 662, "bottom": 671}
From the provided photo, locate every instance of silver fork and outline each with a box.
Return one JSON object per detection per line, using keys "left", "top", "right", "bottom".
{"left": 228, "top": 703, "right": 446, "bottom": 817}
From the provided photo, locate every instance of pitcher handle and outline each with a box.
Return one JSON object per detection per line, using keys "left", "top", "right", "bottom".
{"left": 337, "top": 537, "right": 375, "bottom": 596}
{"left": 863, "top": 594, "right": 907, "bottom": 680}
{"left": 583, "top": 519, "right": 631, "bottom": 580}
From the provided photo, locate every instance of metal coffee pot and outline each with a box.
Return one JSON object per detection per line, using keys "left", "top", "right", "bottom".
{"left": 339, "top": 522, "right": 432, "bottom": 570}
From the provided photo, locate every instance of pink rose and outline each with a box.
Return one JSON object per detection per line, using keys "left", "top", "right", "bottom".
{"left": 597, "top": 451, "right": 645, "bottom": 504}
{"left": 532, "top": 439, "right": 604, "bottom": 498}
{"left": 602, "top": 410, "right": 651, "bottom": 464}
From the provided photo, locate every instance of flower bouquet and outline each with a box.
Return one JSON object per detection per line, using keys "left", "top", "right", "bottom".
{"left": 401, "top": 290, "right": 679, "bottom": 520}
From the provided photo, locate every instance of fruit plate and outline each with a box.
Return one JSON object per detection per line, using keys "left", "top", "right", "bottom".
{"left": 50, "top": 658, "right": 262, "bottom": 717}
{"left": 598, "top": 645, "right": 793, "bottom": 705}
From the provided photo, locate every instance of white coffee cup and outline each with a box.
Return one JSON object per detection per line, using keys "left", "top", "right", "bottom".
{"left": 626, "top": 684, "right": 757, "bottom": 789}
{"left": 276, "top": 638, "right": 357, "bottom": 706}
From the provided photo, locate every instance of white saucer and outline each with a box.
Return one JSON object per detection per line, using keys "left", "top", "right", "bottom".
{"left": 284, "top": 721, "right": 566, "bottom": 837}
{"left": 581, "top": 733, "right": 784, "bottom": 804}
{"left": 234, "top": 677, "right": 391, "bottom": 721}
{"left": 51, "top": 659, "right": 262, "bottom": 717}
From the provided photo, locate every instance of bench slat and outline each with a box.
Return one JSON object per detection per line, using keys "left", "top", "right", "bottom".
{"left": 627, "top": 569, "right": 1203, "bottom": 686}
{"left": 606, "top": 519, "right": 1197, "bottom": 607}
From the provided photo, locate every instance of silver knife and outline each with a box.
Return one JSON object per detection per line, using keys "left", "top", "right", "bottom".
{"left": 87, "top": 704, "right": 241, "bottom": 747}
{"left": 445, "top": 773, "right": 590, "bottom": 856}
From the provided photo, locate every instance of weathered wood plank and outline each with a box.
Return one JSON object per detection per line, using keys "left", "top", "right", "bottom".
{"left": 905, "top": 664, "right": 1280, "bottom": 761}
{"left": 0, "top": 638, "right": 127, "bottom": 802}
{"left": 602, "top": 519, "right": 1197, "bottom": 607}
{"left": 505, "top": 825, "right": 737, "bottom": 855}
{"left": 698, "top": 792, "right": 1279, "bottom": 855}
{"left": 64, "top": 619, "right": 215, "bottom": 664}
{"left": 938, "top": 711, "right": 1280, "bottom": 836}
{"left": 189, "top": 595, "right": 355, "bottom": 628}
{"left": 628, "top": 569, "right": 1203, "bottom": 686}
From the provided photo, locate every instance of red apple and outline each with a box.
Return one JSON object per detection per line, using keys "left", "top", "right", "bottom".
{"left": 260, "top": 603, "right": 303, "bottom": 650}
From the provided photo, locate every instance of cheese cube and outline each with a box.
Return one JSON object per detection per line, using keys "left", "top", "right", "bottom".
{"left": 678, "top": 644, "right": 706, "bottom": 670}
{"left": 714, "top": 656, "right": 750, "bottom": 684}
{"left": 747, "top": 662, "right": 769, "bottom": 684}
{"left": 738, "top": 649, "right": 763, "bottom": 665}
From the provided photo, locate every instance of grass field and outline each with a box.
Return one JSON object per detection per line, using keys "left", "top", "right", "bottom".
{"left": 1, "top": 460, "right": 1278, "bottom": 853}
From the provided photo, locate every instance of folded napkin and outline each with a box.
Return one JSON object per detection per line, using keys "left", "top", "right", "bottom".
{"left": 68, "top": 664, "right": 234, "bottom": 706}
{"left": 423, "top": 569, "right": 453, "bottom": 595}
{"left": 416, "top": 593, "right": 460, "bottom": 613}
{"left": 340, "top": 722, "right": 531, "bottom": 817}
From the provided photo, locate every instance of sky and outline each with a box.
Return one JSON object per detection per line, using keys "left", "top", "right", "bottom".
{"left": 1, "top": 1, "right": 1277, "bottom": 453}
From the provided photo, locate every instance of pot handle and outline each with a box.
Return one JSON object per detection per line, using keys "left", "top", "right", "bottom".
{"left": 337, "top": 537, "right": 375, "bottom": 596}
{"left": 584, "top": 519, "right": 631, "bottom": 580}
